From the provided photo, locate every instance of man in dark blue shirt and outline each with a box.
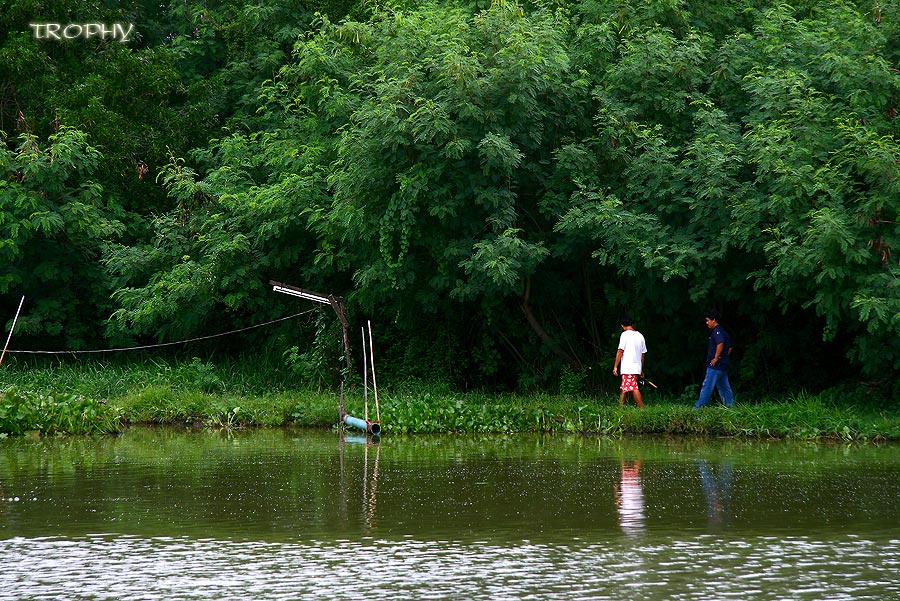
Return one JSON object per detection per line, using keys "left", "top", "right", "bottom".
{"left": 693, "top": 310, "right": 735, "bottom": 408}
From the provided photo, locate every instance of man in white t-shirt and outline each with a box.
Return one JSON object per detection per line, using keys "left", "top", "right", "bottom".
{"left": 612, "top": 317, "right": 647, "bottom": 408}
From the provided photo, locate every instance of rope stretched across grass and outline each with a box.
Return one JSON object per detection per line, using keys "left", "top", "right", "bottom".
{"left": 2, "top": 309, "right": 316, "bottom": 355}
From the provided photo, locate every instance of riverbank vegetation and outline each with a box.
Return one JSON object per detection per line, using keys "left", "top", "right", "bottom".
{"left": 2, "top": 1, "right": 899, "bottom": 405}
{"left": 1, "top": 356, "right": 898, "bottom": 441}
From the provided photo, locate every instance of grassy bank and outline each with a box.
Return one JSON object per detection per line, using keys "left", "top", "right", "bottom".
{"left": 1, "top": 357, "right": 898, "bottom": 441}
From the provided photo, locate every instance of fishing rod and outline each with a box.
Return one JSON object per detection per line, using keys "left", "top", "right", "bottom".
{"left": 639, "top": 376, "right": 658, "bottom": 389}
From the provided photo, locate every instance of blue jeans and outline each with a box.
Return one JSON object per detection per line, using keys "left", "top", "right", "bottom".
{"left": 694, "top": 368, "right": 734, "bottom": 408}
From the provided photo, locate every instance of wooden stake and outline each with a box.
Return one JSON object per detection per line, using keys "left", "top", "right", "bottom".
{"left": 0, "top": 296, "right": 24, "bottom": 368}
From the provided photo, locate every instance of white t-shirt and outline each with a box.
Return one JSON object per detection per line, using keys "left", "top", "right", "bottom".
{"left": 617, "top": 329, "right": 647, "bottom": 375}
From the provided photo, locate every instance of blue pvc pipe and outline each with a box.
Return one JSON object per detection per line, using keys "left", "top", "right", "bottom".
{"left": 343, "top": 414, "right": 382, "bottom": 436}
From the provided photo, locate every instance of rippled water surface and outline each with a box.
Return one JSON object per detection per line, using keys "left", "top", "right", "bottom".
{"left": 2, "top": 429, "right": 899, "bottom": 600}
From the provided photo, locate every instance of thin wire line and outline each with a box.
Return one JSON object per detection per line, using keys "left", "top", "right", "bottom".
{"left": 4, "top": 309, "right": 317, "bottom": 355}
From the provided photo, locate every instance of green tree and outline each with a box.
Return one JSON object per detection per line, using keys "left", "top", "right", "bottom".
{"left": 105, "top": 2, "right": 593, "bottom": 386}
{"left": 0, "top": 128, "right": 124, "bottom": 347}
{"left": 560, "top": 1, "right": 900, "bottom": 383}
{"left": 729, "top": 4, "right": 900, "bottom": 378}
{"left": 293, "top": 2, "right": 592, "bottom": 382}
{"left": 100, "top": 0, "right": 900, "bottom": 394}
{"left": 1, "top": 0, "right": 195, "bottom": 212}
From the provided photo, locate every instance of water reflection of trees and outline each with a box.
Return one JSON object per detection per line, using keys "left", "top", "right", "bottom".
{"left": 5, "top": 430, "right": 899, "bottom": 541}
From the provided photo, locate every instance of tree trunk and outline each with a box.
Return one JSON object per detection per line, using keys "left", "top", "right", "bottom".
{"left": 520, "top": 277, "right": 582, "bottom": 370}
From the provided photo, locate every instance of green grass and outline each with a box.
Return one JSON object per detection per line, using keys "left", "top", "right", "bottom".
{"left": 1, "top": 356, "right": 898, "bottom": 441}
{"left": 376, "top": 390, "right": 899, "bottom": 441}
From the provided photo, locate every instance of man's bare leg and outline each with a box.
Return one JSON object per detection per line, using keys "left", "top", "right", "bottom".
{"left": 633, "top": 389, "right": 644, "bottom": 408}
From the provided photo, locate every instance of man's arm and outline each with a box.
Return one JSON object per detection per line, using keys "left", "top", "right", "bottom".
{"left": 710, "top": 342, "right": 725, "bottom": 366}
{"left": 613, "top": 349, "right": 624, "bottom": 375}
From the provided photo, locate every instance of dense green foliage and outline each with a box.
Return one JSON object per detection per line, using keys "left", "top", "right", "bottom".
{"left": 2, "top": 0, "right": 899, "bottom": 398}
{"left": 0, "top": 128, "right": 125, "bottom": 346}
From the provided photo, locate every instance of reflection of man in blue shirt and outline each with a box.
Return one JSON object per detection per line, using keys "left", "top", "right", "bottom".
{"left": 696, "top": 459, "right": 733, "bottom": 530}
{"left": 693, "top": 310, "right": 735, "bottom": 408}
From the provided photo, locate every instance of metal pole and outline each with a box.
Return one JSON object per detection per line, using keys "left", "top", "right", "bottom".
{"left": 0, "top": 296, "right": 25, "bottom": 368}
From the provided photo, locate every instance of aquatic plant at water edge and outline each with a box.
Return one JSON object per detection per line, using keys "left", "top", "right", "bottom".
{"left": 0, "top": 388, "right": 122, "bottom": 436}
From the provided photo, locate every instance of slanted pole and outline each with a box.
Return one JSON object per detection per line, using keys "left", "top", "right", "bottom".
{"left": 0, "top": 296, "right": 25, "bottom": 368}
{"left": 270, "top": 281, "right": 351, "bottom": 378}
{"left": 328, "top": 294, "right": 352, "bottom": 379}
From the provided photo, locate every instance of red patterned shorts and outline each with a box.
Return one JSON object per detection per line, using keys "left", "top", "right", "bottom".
{"left": 620, "top": 374, "right": 639, "bottom": 392}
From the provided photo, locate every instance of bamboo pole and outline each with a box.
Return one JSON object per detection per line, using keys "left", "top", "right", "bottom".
{"left": 361, "top": 326, "right": 369, "bottom": 424}
{"left": 368, "top": 320, "right": 380, "bottom": 423}
{"left": 0, "top": 296, "right": 24, "bottom": 368}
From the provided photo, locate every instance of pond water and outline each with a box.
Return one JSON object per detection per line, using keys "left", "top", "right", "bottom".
{"left": 2, "top": 428, "right": 899, "bottom": 600}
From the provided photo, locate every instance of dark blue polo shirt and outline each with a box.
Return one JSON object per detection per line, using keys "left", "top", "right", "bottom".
{"left": 707, "top": 325, "right": 732, "bottom": 371}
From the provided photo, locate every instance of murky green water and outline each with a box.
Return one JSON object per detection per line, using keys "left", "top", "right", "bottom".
{"left": 2, "top": 428, "right": 899, "bottom": 600}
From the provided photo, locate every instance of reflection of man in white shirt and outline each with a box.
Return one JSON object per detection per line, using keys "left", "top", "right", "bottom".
{"left": 615, "top": 460, "right": 645, "bottom": 537}
{"left": 612, "top": 317, "right": 647, "bottom": 408}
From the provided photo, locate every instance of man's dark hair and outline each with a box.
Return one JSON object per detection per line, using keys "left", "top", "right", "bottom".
{"left": 620, "top": 317, "right": 634, "bottom": 327}
{"left": 704, "top": 309, "right": 720, "bottom": 321}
